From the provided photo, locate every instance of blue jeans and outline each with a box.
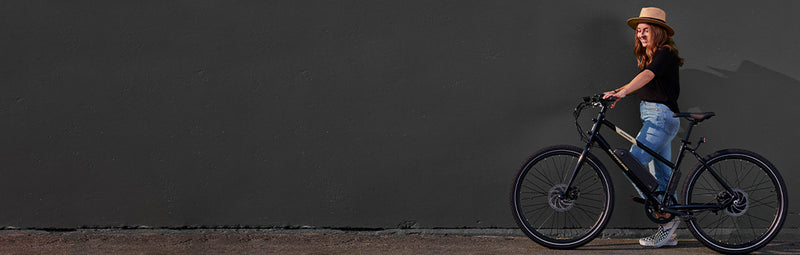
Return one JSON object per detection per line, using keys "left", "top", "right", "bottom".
{"left": 630, "top": 101, "right": 680, "bottom": 195}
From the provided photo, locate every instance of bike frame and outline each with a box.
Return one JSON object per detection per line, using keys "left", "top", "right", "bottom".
{"left": 566, "top": 102, "right": 736, "bottom": 216}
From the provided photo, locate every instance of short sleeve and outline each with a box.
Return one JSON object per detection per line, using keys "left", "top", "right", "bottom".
{"left": 645, "top": 47, "right": 675, "bottom": 77}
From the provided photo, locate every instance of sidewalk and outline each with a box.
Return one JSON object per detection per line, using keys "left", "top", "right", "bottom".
{"left": 0, "top": 229, "right": 797, "bottom": 254}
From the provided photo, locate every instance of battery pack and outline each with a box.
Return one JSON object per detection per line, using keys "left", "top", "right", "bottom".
{"left": 614, "top": 149, "right": 659, "bottom": 192}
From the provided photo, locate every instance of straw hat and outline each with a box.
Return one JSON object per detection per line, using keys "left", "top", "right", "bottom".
{"left": 627, "top": 7, "right": 674, "bottom": 36}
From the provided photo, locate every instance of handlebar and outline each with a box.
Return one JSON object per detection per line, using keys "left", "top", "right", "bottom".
{"left": 581, "top": 94, "right": 618, "bottom": 108}
{"left": 573, "top": 95, "right": 619, "bottom": 143}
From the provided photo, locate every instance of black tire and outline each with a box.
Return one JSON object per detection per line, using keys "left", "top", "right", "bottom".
{"left": 510, "top": 145, "right": 614, "bottom": 249}
{"left": 682, "top": 149, "right": 788, "bottom": 254}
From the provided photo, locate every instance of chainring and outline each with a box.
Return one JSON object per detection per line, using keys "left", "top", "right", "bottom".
{"left": 644, "top": 191, "right": 677, "bottom": 224}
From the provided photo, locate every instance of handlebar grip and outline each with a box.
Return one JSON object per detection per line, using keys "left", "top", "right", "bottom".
{"left": 584, "top": 94, "right": 617, "bottom": 106}
{"left": 579, "top": 95, "right": 618, "bottom": 109}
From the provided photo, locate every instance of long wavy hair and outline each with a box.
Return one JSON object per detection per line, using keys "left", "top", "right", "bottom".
{"left": 634, "top": 23, "right": 684, "bottom": 70}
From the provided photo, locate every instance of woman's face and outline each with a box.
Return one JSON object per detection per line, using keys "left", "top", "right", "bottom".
{"left": 636, "top": 23, "right": 651, "bottom": 48}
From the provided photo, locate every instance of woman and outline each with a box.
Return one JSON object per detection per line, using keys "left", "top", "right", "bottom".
{"left": 603, "top": 7, "right": 683, "bottom": 248}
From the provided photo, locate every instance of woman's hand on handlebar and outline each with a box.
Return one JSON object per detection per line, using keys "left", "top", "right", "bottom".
{"left": 602, "top": 90, "right": 625, "bottom": 108}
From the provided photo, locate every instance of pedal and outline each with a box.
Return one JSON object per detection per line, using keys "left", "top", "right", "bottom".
{"left": 630, "top": 196, "right": 646, "bottom": 204}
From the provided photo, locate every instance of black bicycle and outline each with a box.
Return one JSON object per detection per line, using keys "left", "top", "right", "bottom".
{"left": 510, "top": 95, "right": 787, "bottom": 254}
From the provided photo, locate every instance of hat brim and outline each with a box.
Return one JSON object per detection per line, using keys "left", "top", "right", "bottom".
{"left": 627, "top": 17, "right": 675, "bottom": 36}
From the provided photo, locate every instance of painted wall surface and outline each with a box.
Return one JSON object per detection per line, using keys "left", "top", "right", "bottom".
{"left": 0, "top": 1, "right": 797, "bottom": 230}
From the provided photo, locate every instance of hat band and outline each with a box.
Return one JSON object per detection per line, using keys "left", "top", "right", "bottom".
{"left": 638, "top": 16, "right": 667, "bottom": 24}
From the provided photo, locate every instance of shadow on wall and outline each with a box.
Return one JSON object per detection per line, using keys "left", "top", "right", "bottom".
{"left": 680, "top": 60, "right": 800, "bottom": 156}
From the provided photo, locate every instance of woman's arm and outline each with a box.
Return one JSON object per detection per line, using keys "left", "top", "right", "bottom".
{"left": 603, "top": 69, "right": 655, "bottom": 100}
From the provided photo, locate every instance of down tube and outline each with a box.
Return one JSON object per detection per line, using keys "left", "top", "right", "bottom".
{"left": 592, "top": 133, "right": 659, "bottom": 199}
{"left": 601, "top": 119, "right": 675, "bottom": 169}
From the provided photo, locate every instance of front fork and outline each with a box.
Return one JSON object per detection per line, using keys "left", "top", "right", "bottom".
{"left": 556, "top": 144, "right": 592, "bottom": 201}
{"left": 562, "top": 114, "right": 605, "bottom": 200}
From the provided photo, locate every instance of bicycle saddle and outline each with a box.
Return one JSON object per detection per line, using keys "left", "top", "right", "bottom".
{"left": 673, "top": 112, "right": 715, "bottom": 122}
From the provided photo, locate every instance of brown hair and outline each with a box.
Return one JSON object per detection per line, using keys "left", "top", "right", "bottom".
{"left": 634, "top": 23, "right": 684, "bottom": 70}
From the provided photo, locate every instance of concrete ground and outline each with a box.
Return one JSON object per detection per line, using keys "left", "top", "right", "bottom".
{"left": 0, "top": 229, "right": 797, "bottom": 254}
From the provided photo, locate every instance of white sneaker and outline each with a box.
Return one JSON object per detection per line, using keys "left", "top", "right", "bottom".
{"left": 639, "top": 219, "right": 679, "bottom": 248}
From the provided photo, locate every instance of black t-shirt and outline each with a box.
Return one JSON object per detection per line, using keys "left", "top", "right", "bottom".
{"left": 639, "top": 46, "right": 680, "bottom": 113}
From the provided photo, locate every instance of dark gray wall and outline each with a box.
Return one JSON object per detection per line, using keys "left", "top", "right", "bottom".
{"left": 0, "top": 1, "right": 797, "bottom": 230}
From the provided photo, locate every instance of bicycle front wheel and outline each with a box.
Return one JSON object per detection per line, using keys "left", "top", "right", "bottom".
{"left": 682, "top": 149, "right": 788, "bottom": 254}
{"left": 510, "top": 145, "right": 614, "bottom": 249}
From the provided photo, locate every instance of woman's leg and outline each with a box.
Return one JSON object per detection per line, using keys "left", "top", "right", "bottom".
{"left": 652, "top": 135, "right": 676, "bottom": 192}
{"left": 630, "top": 121, "right": 670, "bottom": 190}
{"left": 630, "top": 102, "right": 679, "bottom": 194}
{"left": 652, "top": 104, "right": 680, "bottom": 192}
{"left": 633, "top": 103, "right": 681, "bottom": 247}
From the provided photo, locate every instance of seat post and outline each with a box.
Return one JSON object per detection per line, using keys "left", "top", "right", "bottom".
{"left": 673, "top": 120, "right": 698, "bottom": 178}
{"left": 680, "top": 120, "right": 698, "bottom": 145}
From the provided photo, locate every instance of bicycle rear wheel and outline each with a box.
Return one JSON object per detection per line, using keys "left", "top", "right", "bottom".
{"left": 510, "top": 145, "right": 614, "bottom": 249}
{"left": 682, "top": 149, "right": 788, "bottom": 254}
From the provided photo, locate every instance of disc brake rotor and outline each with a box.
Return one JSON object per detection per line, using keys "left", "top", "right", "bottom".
{"left": 548, "top": 184, "right": 575, "bottom": 212}
{"left": 721, "top": 188, "right": 749, "bottom": 217}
